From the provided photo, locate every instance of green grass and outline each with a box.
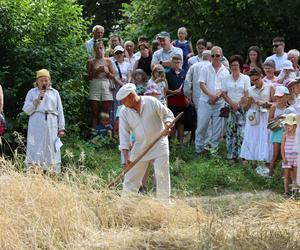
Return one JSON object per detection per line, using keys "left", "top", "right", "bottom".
{"left": 61, "top": 135, "right": 283, "bottom": 196}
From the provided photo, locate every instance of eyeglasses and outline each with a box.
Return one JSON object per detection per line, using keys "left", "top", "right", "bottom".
{"left": 115, "top": 51, "right": 123, "bottom": 55}
{"left": 211, "top": 54, "right": 221, "bottom": 58}
{"left": 273, "top": 44, "right": 283, "bottom": 48}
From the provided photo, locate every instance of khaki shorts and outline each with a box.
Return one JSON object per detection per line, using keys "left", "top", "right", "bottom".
{"left": 89, "top": 78, "right": 113, "bottom": 101}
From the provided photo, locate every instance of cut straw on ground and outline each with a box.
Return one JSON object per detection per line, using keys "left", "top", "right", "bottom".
{"left": 0, "top": 158, "right": 299, "bottom": 249}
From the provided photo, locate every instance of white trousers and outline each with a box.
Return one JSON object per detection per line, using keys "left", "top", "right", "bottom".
{"left": 122, "top": 155, "right": 170, "bottom": 202}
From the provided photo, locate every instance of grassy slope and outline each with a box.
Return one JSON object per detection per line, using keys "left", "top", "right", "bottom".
{"left": 61, "top": 135, "right": 283, "bottom": 196}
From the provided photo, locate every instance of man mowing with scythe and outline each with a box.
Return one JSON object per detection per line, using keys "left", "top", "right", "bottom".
{"left": 116, "top": 83, "right": 175, "bottom": 203}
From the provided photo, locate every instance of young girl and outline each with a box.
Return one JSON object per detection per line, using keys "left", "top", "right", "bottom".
{"left": 281, "top": 113, "right": 298, "bottom": 196}
{"left": 148, "top": 64, "right": 167, "bottom": 105}
{"left": 243, "top": 46, "right": 264, "bottom": 75}
{"left": 268, "top": 86, "right": 290, "bottom": 175}
{"left": 132, "top": 69, "right": 148, "bottom": 95}
{"left": 172, "top": 27, "right": 193, "bottom": 72}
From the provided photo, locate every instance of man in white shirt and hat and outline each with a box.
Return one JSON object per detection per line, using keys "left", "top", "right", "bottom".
{"left": 117, "top": 83, "right": 174, "bottom": 202}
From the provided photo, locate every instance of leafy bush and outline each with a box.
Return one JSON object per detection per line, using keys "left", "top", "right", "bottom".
{"left": 0, "top": 0, "right": 90, "bottom": 133}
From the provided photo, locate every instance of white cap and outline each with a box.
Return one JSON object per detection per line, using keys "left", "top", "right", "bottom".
{"left": 116, "top": 83, "right": 136, "bottom": 101}
{"left": 282, "top": 60, "right": 293, "bottom": 70}
{"left": 114, "top": 45, "right": 125, "bottom": 54}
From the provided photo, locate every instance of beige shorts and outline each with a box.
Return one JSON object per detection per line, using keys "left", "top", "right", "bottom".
{"left": 89, "top": 78, "right": 113, "bottom": 101}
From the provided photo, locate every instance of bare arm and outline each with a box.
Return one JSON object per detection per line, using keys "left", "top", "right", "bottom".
{"left": 187, "top": 42, "right": 194, "bottom": 58}
{"left": 0, "top": 85, "right": 3, "bottom": 112}
{"left": 106, "top": 58, "right": 115, "bottom": 79}
{"left": 281, "top": 133, "right": 287, "bottom": 164}
{"left": 87, "top": 59, "right": 94, "bottom": 80}
{"left": 268, "top": 105, "right": 276, "bottom": 122}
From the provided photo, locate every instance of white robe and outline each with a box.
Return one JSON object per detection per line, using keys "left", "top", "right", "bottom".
{"left": 22, "top": 87, "right": 65, "bottom": 172}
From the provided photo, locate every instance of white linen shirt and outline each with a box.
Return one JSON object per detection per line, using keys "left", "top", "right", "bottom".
{"left": 152, "top": 46, "right": 183, "bottom": 65}
{"left": 221, "top": 73, "right": 251, "bottom": 103}
{"left": 184, "top": 60, "right": 211, "bottom": 109}
{"left": 119, "top": 96, "right": 174, "bottom": 161}
{"left": 22, "top": 87, "right": 65, "bottom": 130}
{"left": 198, "top": 64, "right": 230, "bottom": 103}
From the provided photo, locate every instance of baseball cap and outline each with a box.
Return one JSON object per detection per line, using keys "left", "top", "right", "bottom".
{"left": 274, "top": 85, "right": 289, "bottom": 96}
{"left": 156, "top": 31, "right": 170, "bottom": 39}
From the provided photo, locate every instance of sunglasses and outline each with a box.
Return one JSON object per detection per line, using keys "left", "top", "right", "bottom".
{"left": 273, "top": 44, "right": 283, "bottom": 48}
{"left": 211, "top": 54, "right": 221, "bottom": 58}
{"left": 115, "top": 51, "right": 123, "bottom": 55}
{"left": 250, "top": 77, "right": 260, "bottom": 84}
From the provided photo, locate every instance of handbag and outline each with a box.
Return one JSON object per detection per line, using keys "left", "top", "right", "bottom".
{"left": 109, "top": 79, "right": 116, "bottom": 91}
{"left": 219, "top": 106, "right": 230, "bottom": 118}
{"left": 248, "top": 111, "right": 259, "bottom": 126}
{"left": 267, "top": 116, "right": 285, "bottom": 131}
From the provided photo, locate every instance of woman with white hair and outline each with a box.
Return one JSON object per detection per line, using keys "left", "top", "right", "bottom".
{"left": 288, "top": 49, "right": 300, "bottom": 76}
{"left": 23, "top": 69, "right": 65, "bottom": 173}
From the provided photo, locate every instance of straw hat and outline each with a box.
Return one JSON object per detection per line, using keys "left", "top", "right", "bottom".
{"left": 36, "top": 69, "right": 50, "bottom": 79}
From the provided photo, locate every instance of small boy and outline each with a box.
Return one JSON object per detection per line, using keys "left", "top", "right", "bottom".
{"left": 96, "top": 112, "right": 113, "bottom": 137}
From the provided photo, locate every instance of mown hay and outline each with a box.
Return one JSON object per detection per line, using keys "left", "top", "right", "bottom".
{"left": 0, "top": 160, "right": 299, "bottom": 249}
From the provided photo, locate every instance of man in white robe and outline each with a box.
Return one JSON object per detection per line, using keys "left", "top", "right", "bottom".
{"left": 117, "top": 83, "right": 174, "bottom": 202}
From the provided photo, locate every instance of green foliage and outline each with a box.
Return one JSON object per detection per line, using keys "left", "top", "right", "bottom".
{"left": 60, "top": 136, "right": 283, "bottom": 196}
{"left": 120, "top": 0, "right": 300, "bottom": 57}
{"left": 0, "top": 0, "right": 90, "bottom": 133}
{"left": 78, "top": 0, "right": 130, "bottom": 36}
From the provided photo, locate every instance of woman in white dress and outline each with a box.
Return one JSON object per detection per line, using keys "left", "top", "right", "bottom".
{"left": 240, "top": 68, "right": 275, "bottom": 165}
{"left": 23, "top": 69, "right": 65, "bottom": 173}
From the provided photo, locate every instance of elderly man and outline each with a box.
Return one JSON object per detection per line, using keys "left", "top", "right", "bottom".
{"left": 86, "top": 25, "right": 105, "bottom": 59}
{"left": 151, "top": 31, "right": 183, "bottom": 70}
{"left": 117, "top": 83, "right": 174, "bottom": 202}
{"left": 288, "top": 49, "right": 300, "bottom": 76}
{"left": 124, "top": 41, "right": 139, "bottom": 69}
{"left": 195, "top": 46, "right": 230, "bottom": 154}
{"left": 184, "top": 50, "right": 211, "bottom": 110}
{"left": 265, "top": 37, "right": 287, "bottom": 73}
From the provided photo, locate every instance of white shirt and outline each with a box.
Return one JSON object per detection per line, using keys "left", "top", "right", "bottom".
{"left": 184, "top": 60, "right": 210, "bottom": 109}
{"left": 86, "top": 38, "right": 95, "bottom": 59}
{"left": 112, "top": 60, "right": 132, "bottom": 82}
{"left": 23, "top": 87, "right": 65, "bottom": 130}
{"left": 265, "top": 53, "right": 288, "bottom": 71}
{"left": 248, "top": 83, "right": 273, "bottom": 108}
{"left": 198, "top": 64, "right": 230, "bottom": 103}
{"left": 221, "top": 74, "right": 251, "bottom": 103}
{"left": 119, "top": 96, "right": 174, "bottom": 161}
{"left": 127, "top": 53, "right": 139, "bottom": 70}
{"left": 188, "top": 55, "right": 203, "bottom": 67}
{"left": 152, "top": 46, "right": 183, "bottom": 65}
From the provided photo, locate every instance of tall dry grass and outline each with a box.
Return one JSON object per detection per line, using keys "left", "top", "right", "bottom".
{"left": 0, "top": 157, "right": 299, "bottom": 249}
